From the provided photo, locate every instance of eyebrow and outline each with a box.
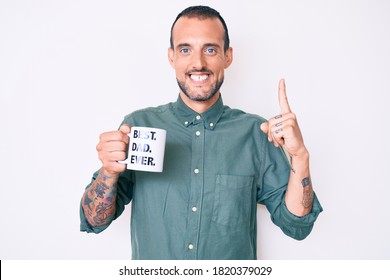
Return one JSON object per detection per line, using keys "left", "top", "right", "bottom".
{"left": 176, "top": 43, "right": 191, "bottom": 48}
{"left": 176, "top": 43, "right": 222, "bottom": 49}
{"left": 204, "top": 43, "right": 221, "bottom": 48}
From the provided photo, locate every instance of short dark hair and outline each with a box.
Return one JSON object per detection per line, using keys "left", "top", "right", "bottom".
{"left": 170, "top": 5, "right": 230, "bottom": 52}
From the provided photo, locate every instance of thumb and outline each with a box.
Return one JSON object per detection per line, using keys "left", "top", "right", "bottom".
{"left": 119, "top": 124, "right": 131, "bottom": 134}
{"left": 260, "top": 122, "right": 269, "bottom": 134}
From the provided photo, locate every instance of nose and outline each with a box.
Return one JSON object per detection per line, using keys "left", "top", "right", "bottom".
{"left": 191, "top": 51, "right": 207, "bottom": 70}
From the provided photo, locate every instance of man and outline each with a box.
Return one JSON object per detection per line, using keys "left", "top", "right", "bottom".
{"left": 80, "top": 5, "right": 322, "bottom": 260}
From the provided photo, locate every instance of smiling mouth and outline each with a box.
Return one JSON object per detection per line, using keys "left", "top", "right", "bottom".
{"left": 190, "top": 74, "right": 209, "bottom": 82}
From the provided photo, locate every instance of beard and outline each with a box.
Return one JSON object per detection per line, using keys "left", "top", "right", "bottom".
{"left": 176, "top": 75, "right": 224, "bottom": 102}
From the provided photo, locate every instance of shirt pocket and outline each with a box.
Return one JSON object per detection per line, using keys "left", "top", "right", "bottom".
{"left": 212, "top": 174, "right": 254, "bottom": 227}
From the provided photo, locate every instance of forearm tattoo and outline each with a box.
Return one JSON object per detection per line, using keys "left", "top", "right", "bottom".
{"left": 83, "top": 171, "right": 118, "bottom": 226}
{"left": 289, "top": 156, "right": 296, "bottom": 173}
{"left": 301, "top": 177, "right": 314, "bottom": 209}
{"left": 301, "top": 177, "right": 311, "bottom": 187}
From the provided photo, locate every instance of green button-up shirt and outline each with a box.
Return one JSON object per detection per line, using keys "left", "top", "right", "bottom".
{"left": 80, "top": 95, "right": 322, "bottom": 260}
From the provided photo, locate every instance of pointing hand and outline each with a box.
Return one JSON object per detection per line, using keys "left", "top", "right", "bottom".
{"left": 260, "top": 79, "right": 307, "bottom": 158}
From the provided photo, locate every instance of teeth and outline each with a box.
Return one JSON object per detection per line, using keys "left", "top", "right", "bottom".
{"left": 190, "top": 75, "right": 208, "bottom": 81}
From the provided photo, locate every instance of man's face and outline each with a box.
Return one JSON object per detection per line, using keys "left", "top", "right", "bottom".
{"left": 169, "top": 17, "right": 233, "bottom": 104}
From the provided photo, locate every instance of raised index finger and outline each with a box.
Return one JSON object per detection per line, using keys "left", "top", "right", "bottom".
{"left": 278, "top": 78, "right": 291, "bottom": 114}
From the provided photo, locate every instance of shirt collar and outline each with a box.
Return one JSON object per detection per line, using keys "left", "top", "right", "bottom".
{"left": 171, "top": 94, "right": 224, "bottom": 130}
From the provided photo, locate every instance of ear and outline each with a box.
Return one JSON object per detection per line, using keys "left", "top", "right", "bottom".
{"left": 224, "top": 47, "right": 233, "bottom": 69}
{"left": 168, "top": 47, "right": 175, "bottom": 68}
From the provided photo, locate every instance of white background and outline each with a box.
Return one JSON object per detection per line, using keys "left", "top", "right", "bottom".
{"left": 1, "top": 0, "right": 389, "bottom": 260}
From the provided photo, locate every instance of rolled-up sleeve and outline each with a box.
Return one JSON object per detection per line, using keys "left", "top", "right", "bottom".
{"left": 257, "top": 138, "right": 323, "bottom": 240}
{"left": 277, "top": 193, "right": 322, "bottom": 240}
{"left": 80, "top": 169, "right": 134, "bottom": 234}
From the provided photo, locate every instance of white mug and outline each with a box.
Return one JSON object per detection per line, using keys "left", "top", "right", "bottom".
{"left": 125, "top": 126, "right": 167, "bottom": 172}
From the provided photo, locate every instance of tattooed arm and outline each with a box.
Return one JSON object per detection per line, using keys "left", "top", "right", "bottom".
{"left": 82, "top": 170, "right": 119, "bottom": 227}
{"left": 285, "top": 152, "right": 314, "bottom": 216}
{"left": 260, "top": 79, "right": 315, "bottom": 217}
{"left": 82, "top": 124, "right": 131, "bottom": 227}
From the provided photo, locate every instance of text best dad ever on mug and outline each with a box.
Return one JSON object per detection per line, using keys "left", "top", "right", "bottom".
{"left": 122, "top": 126, "right": 167, "bottom": 172}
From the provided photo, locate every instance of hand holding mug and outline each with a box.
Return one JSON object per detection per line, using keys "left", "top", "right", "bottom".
{"left": 96, "top": 124, "right": 131, "bottom": 177}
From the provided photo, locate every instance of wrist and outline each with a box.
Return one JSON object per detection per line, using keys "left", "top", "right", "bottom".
{"left": 292, "top": 148, "right": 309, "bottom": 162}
{"left": 290, "top": 149, "right": 310, "bottom": 173}
{"left": 100, "top": 168, "right": 120, "bottom": 180}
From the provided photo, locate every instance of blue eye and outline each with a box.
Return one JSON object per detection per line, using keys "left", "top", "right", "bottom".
{"left": 180, "top": 48, "right": 190, "bottom": 53}
{"left": 205, "top": 48, "right": 216, "bottom": 54}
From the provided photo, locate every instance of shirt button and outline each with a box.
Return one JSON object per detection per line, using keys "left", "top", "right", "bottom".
{"left": 195, "top": 131, "right": 201, "bottom": 136}
{"left": 188, "top": 243, "right": 194, "bottom": 250}
{"left": 192, "top": 206, "right": 197, "bottom": 212}
{"left": 184, "top": 121, "right": 189, "bottom": 125}
{"left": 210, "top": 122, "right": 214, "bottom": 127}
{"left": 194, "top": 168, "right": 199, "bottom": 174}
{"left": 196, "top": 115, "right": 201, "bottom": 120}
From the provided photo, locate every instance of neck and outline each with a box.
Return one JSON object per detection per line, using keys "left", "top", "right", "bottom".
{"left": 179, "top": 92, "right": 220, "bottom": 114}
